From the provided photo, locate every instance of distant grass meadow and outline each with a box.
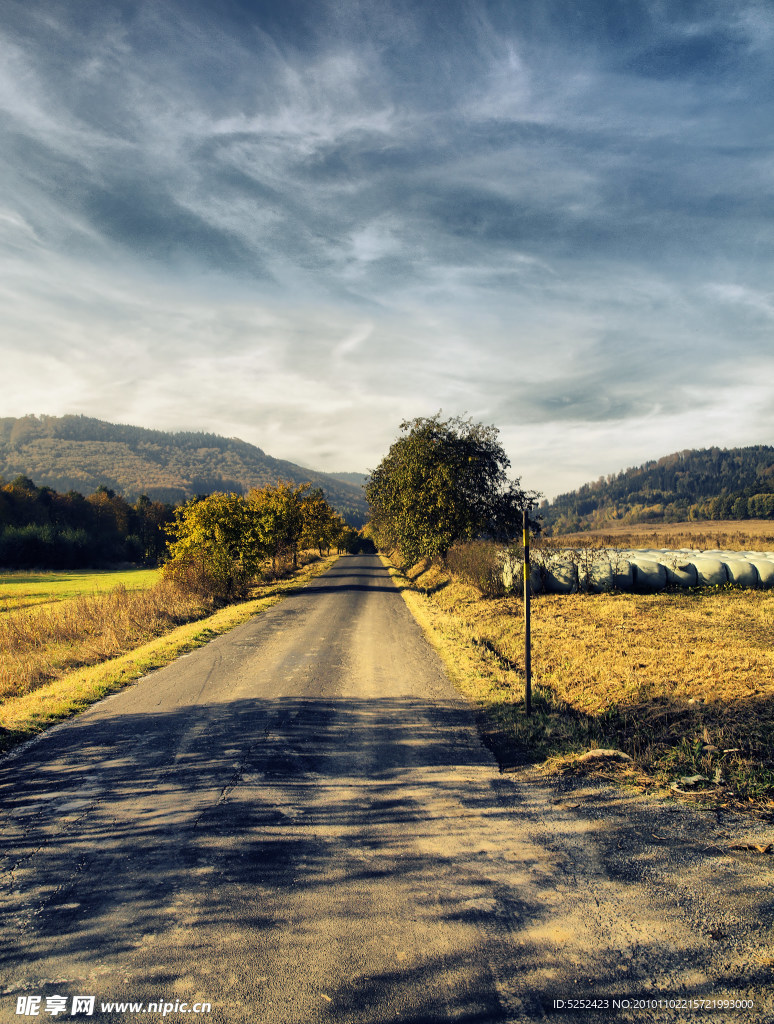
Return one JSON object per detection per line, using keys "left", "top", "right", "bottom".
{"left": 382, "top": 526, "right": 774, "bottom": 815}
{"left": 0, "top": 568, "right": 160, "bottom": 612}
{"left": 0, "top": 556, "right": 338, "bottom": 754}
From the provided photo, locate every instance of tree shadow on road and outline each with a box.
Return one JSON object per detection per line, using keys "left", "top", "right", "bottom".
{"left": 1, "top": 695, "right": 771, "bottom": 1023}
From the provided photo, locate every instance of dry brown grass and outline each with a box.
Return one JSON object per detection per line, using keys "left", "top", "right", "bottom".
{"left": 391, "top": 553, "right": 774, "bottom": 812}
{"left": 0, "top": 552, "right": 329, "bottom": 702}
{"left": 0, "top": 582, "right": 209, "bottom": 699}
{"left": 0, "top": 553, "right": 341, "bottom": 756}
{"left": 558, "top": 519, "right": 774, "bottom": 551}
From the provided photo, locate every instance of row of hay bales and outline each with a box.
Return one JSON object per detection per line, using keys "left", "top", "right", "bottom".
{"left": 506, "top": 549, "right": 774, "bottom": 594}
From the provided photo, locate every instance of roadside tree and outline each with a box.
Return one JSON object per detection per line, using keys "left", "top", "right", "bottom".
{"left": 366, "top": 414, "right": 538, "bottom": 563}
{"left": 248, "top": 481, "right": 307, "bottom": 572}
{"left": 301, "top": 488, "right": 346, "bottom": 554}
{"left": 163, "top": 492, "right": 263, "bottom": 603}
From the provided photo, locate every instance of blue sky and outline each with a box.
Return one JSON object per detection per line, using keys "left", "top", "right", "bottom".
{"left": 1, "top": 0, "right": 773, "bottom": 499}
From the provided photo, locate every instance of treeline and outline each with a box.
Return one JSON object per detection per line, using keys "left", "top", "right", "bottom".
{"left": 542, "top": 445, "right": 774, "bottom": 534}
{"left": 0, "top": 414, "right": 265, "bottom": 451}
{"left": 0, "top": 474, "right": 373, "bottom": 574}
{"left": 163, "top": 483, "right": 366, "bottom": 604}
{"left": 0, "top": 476, "right": 173, "bottom": 569}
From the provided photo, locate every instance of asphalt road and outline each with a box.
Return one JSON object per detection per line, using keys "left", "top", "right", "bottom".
{"left": 1, "top": 554, "right": 772, "bottom": 1024}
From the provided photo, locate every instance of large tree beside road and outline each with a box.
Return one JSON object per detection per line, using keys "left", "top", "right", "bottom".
{"left": 365, "top": 414, "right": 537, "bottom": 563}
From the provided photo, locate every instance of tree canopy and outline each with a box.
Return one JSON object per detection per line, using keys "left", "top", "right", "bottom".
{"left": 299, "top": 487, "right": 348, "bottom": 555}
{"left": 164, "top": 492, "right": 264, "bottom": 602}
{"left": 365, "top": 414, "right": 538, "bottom": 563}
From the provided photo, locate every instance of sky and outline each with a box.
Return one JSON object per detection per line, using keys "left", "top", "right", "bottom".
{"left": 1, "top": 0, "right": 773, "bottom": 500}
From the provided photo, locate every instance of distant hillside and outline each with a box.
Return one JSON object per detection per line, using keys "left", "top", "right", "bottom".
{"left": 325, "top": 471, "right": 368, "bottom": 488}
{"left": 0, "top": 415, "right": 369, "bottom": 526}
{"left": 542, "top": 445, "right": 774, "bottom": 534}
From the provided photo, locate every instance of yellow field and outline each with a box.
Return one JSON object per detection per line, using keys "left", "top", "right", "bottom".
{"left": 0, "top": 582, "right": 207, "bottom": 700}
{"left": 557, "top": 518, "right": 774, "bottom": 551}
{"left": 387, "top": 554, "right": 774, "bottom": 812}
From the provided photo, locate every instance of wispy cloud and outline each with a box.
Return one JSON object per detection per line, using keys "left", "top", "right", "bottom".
{"left": 0, "top": 0, "right": 772, "bottom": 497}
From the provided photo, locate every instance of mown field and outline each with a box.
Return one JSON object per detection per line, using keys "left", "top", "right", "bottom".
{"left": 556, "top": 518, "right": 774, "bottom": 551}
{"left": 385, "top": 530, "right": 774, "bottom": 815}
{"left": 0, "top": 568, "right": 160, "bottom": 612}
{"left": 0, "top": 557, "right": 338, "bottom": 754}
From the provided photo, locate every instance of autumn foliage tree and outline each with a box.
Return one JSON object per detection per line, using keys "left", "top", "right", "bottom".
{"left": 163, "top": 492, "right": 263, "bottom": 603}
{"left": 162, "top": 482, "right": 345, "bottom": 602}
{"left": 248, "top": 481, "right": 307, "bottom": 572}
{"left": 300, "top": 487, "right": 346, "bottom": 554}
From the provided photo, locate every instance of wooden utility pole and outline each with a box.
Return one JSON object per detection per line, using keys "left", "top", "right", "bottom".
{"left": 523, "top": 506, "right": 532, "bottom": 716}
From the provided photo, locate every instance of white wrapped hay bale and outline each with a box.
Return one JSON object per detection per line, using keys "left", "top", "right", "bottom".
{"left": 501, "top": 553, "right": 518, "bottom": 592}
{"left": 692, "top": 557, "right": 728, "bottom": 587}
{"left": 529, "top": 564, "right": 543, "bottom": 593}
{"left": 749, "top": 558, "right": 774, "bottom": 588}
{"left": 519, "top": 563, "right": 544, "bottom": 594}
{"left": 543, "top": 557, "right": 578, "bottom": 594}
{"left": 631, "top": 559, "right": 667, "bottom": 591}
{"left": 607, "top": 553, "right": 633, "bottom": 590}
{"left": 572, "top": 550, "right": 615, "bottom": 592}
{"left": 501, "top": 554, "right": 543, "bottom": 594}
{"left": 614, "top": 562, "right": 634, "bottom": 590}
{"left": 723, "top": 559, "right": 760, "bottom": 588}
{"left": 588, "top": 557, "right": 615, "bottom": 593}
{"left": 506, "top": 544, "right": 773, "bottom": 595}
{"left": 663, "top": 559, "right": 698, "bottom": 588}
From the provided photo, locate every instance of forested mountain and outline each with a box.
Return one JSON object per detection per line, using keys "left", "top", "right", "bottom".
{"left": 0, "top": 415, "right": 368, "bottom": 525}
{"left": 542, "top": 445, "right": 774, "bottom": 534}
{"left": 326, "top": 471, "right": 369, "bottom": 488}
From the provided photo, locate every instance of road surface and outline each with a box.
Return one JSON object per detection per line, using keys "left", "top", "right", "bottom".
{"left": 1, "top": 554, "right": 772, "bottom": 1023}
